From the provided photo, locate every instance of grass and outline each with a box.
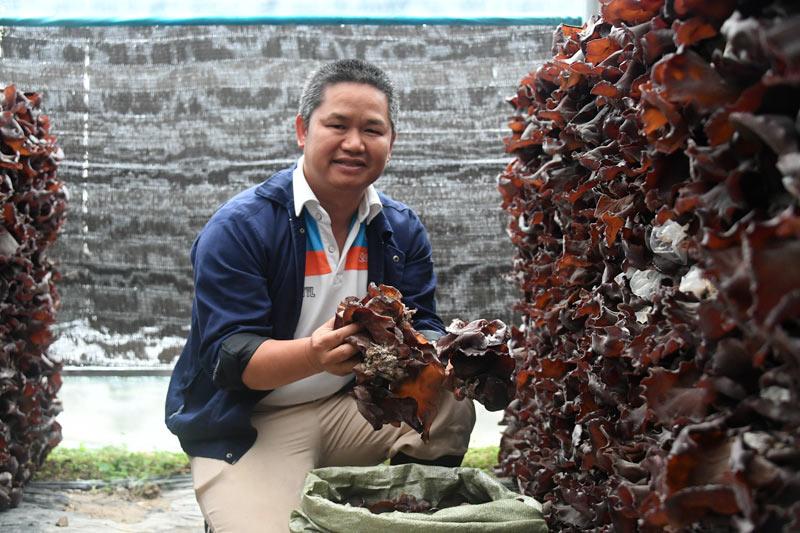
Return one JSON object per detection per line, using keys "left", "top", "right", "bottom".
{"left": 34, "top": 445, "right": 500, "bottom": 482}
{"left": 34, "top": 446, "right": 191, "bottom": 482}
{"left": 462, "top": 446, "right": 500, "bottom": 470}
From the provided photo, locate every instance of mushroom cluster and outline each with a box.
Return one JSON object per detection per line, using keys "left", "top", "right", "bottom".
{"left": 497, "top": 0, "right": 800, "bottom": 530}
{"left": 0, "top": 86, "right": 67, "bottom": 510}
{"left": 336, "top": 284, "right": 516, "bottom": 439}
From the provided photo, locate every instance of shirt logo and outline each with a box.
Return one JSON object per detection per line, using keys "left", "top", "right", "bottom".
{"left": 303, "top": 286, "right": 316, "bottom": 298}
{"left": 345, "top": 245, "right": 368, "bottom": 271}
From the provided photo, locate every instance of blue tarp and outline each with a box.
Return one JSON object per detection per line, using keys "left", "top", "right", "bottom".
{"left": 0, "top": 0, "right": 585, "bottom": 26}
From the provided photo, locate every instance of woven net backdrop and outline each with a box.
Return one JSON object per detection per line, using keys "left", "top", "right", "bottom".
{"left": 0, "top": 25, "right": 553, "bottom": 366}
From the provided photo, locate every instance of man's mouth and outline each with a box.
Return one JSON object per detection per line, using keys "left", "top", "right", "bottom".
{"left": 333, "top": 158, "right": 367, "bottom": 168}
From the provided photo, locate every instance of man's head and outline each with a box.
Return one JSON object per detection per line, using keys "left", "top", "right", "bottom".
{"left": 295, "top": 60, "right": 397, "bottom": 207}
{"left": 298, "top": 59, "right": 398, "bottom": 133}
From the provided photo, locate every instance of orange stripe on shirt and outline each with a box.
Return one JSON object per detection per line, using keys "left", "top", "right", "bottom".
{"left": 344, "top": 245, "right": 368, "bottom": 271}
{"left": 305, "top": 250, "right": 332, "bottom": 276}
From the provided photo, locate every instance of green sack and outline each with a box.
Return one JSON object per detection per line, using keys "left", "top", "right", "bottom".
{"left": 289, "top": 464, "right": 547, "bottom": 533}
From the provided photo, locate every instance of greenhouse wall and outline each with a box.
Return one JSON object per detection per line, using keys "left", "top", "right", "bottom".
{"left": 0, "top": 24, "right": 554, "bottom": 366}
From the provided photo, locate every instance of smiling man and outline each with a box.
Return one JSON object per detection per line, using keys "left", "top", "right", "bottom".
{"left": 165, "top": 59, "right": 475, "bottom": 532}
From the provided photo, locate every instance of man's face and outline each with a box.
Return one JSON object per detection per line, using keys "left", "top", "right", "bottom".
{"left": 295, "top": 82, "right": 395, "bottom": 201}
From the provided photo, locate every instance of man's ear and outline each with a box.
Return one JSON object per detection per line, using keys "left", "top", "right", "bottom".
{"left": 295, "top": 114, "right": 307, "bottom": 149}
{"left": 388, "top": 130, "right": 397, "bottom": 159}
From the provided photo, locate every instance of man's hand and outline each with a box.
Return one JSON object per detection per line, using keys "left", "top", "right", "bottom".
{"left": 304, "top": 317, "right": 362, "bottom": 376}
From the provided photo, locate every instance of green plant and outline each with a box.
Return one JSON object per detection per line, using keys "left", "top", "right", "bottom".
{"left": 33, "top": 446, "right": 190, "bottom": 482}
{"left": 34, "top": 445, "right": 500, "bottom": 483}
{"left": 461, "top": 446, "right": 499, "bottom": 471}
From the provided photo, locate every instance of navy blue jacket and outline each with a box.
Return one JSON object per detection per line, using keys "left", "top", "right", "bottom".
{"left": 165, "top": 167, "right": 444, "bottom": 463}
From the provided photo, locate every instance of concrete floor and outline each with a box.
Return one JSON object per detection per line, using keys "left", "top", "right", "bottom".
{"left": 0, "top": 478, "right": 203, "bottom": 532}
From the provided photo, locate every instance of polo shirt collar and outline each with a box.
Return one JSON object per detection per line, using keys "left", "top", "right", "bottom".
{"left": 292, "top": 156, "right": 383, "bottom": 224}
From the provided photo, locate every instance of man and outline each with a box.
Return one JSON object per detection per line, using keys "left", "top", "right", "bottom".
{"left": 165, "top": 59, "right": 475, "bottom": 531}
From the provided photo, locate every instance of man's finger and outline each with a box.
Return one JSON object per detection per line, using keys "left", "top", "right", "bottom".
{"left": 329, "top": 357, "right": 360, "bottom": 376}
{"left": 327, "top": 343, "right": 360, "bottom": 363}
{"left": 332, "top": 322, "right": 361, "bottom": 341}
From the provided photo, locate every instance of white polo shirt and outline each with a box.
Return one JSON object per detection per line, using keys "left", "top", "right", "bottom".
{"left": 261, "top": 157, "right": 382, "bottom": 406}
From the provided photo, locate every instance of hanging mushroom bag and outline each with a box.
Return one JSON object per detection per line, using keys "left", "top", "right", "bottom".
{"left": 289, "top": 464, "right": 547, "bottom": 532}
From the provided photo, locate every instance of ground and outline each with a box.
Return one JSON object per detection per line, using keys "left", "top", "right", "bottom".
{"left": 0, "top": 477, "right": 203, "bottom": 532}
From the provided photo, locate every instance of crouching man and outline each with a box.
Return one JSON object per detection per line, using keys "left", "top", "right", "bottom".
{"left": 165, "top": 59, "right": 475, "bottom": 532}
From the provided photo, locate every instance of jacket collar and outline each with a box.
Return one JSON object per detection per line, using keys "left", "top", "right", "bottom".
{"left": 367, "top": 208, "right": 393, "bottom": 241}
{"left": 254, "top": 164, "right": 296, "bottom": 207}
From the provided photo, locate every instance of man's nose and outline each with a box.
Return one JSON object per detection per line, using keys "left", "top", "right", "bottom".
{"left": 341, "top": 128, "right": 365, "bottom": 152}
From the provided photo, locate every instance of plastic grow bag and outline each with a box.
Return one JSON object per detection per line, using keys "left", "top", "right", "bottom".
{"left": 289, "top": 464, "right": 547, "bottom": 532}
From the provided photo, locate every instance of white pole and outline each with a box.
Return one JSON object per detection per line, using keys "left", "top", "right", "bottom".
{"left": 585, "top": 0, "right": 600, "bottom": 24}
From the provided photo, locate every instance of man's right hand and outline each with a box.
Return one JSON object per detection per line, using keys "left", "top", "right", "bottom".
{"left": 305, "top": 317, "right": 362, "bottom": 376}
{"left": 242, "top": 317, "right": 363, "bottom": 390}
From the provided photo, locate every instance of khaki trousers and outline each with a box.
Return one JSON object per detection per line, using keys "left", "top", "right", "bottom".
{"left": 190, "top": 389, "right": 475, "bottom": 532}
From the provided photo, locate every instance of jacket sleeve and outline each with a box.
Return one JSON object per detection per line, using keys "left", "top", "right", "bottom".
{"left": 398, "top": 210, "right": 446, "bottom": 337}
{"left": 191, "top": 212, "right": 273, "bottom": 391}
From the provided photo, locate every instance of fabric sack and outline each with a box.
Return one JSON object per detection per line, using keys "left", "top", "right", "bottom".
{"left": 289, "top": 463, "right": 547, "bottom": 532}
